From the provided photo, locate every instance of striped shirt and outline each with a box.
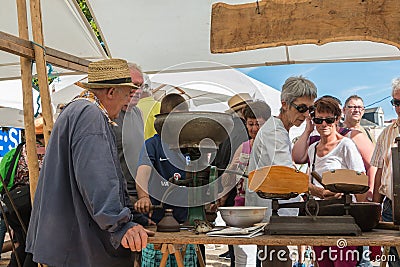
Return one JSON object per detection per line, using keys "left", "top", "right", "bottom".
{"left": 370, "top": 121, "right": 400, "bottom": 200}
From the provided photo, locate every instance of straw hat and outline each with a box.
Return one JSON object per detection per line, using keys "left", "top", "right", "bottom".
{"left": 34, "top": 117, "right": 44, "bottom": 135}
{"left": 226, "top": 93, "right": 253, "bottom": 113}
{"left": 80, "top": 59, "right": 138, "bottom": 89}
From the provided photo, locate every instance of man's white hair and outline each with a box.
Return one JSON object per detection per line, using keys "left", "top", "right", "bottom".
{"left": 392, "top": 78, "right": 400, "bottom": 96}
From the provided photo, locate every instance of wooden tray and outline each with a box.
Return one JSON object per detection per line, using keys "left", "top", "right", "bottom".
{"left": 248, "top": 166, "right": 308, "bottom": 195}
{"left": 322, "top": 169, "right": 369, "bottom": 194}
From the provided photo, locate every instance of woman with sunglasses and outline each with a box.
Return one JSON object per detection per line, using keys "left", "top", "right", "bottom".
{"left": 246, "top": 76, "right": 317, "bottom": 267}
{"left": 308, "top": 97, "right": 365, "bottom": 199}
{"left": 308, "top": 97, "right": 365, "bottom": 267}
{"left": 293, "top": 95, "right": 376, "bottom": 203}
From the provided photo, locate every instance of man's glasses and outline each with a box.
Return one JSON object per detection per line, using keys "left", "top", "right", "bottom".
{"left": 391, "top": 98, "right": 400, "bottom": 107}
{"left": 291, "top": 102, "right": 315, "bottom": 113}
{"left": 312, "top": 117, "right": 337, "bottom": 125}
{"left": 133, "top": 83, "right": 143, "bottom": 89}
{"left": 346, "top": 105, "right": 364, "bottom": 110}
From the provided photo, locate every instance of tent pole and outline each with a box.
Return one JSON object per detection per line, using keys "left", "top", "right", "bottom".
{"left": 16, "top": 0, "right": 40, "bottom": 204}
{"left": 29, "top": 0, "right": 54, "bottom": 146}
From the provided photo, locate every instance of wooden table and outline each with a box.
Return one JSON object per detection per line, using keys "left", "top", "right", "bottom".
{"left": 147, "top": 227, "right": 400, "bottom": 267}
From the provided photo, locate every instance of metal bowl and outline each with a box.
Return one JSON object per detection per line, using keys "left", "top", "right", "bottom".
{"left": 218, "top": 206, "right": 267, "bottom": 227}
{"left": 318, "top": 202, "right": 382, "bottom": 231}
{"left": 154, "top": 112, "right": 234, "bottom": 151}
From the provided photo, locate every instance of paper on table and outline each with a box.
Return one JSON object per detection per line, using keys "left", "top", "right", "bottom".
{"left": 206, "top": 224, "right": 266, "bottom": 238}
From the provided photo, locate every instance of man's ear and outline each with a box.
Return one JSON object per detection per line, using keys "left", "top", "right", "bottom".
{"left": 105, "top": 88, "right": 116, "bottom": 99}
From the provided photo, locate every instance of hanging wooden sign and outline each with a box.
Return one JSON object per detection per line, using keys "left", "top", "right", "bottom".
{"left": 210, "top": 0, "right": 400, "bottom": 53}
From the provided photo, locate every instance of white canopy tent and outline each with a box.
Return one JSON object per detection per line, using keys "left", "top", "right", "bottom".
{"left": 149, "top": 67, "right": 281, "bottom": 114}
{"left": 1, "top": 0, "right": 396, "bottom": 138}
{"left": 1, "top": 0, "right": 107, "bottom": 80}
{"left": 89, "top": 0, "right": 400, "bottom": 73}
{"left": 51, "top": 68, "right": 282, "bottom": 113}
{"left": 0, "top": 74, "right": 86, "bottom": 128}
{"left": 0, "top": 107, "right": 25, "bottom": 128}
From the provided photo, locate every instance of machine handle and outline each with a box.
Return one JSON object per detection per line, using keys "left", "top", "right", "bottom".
{"left": 217, "top": 168, "right": 249, "bottom": 178}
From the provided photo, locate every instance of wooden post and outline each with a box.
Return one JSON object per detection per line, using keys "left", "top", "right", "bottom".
{"left": 16, "top": 0, "right": 40, "bottom": 203}
{"left": 30, "top": 0, "right": 54, "bottom": 145}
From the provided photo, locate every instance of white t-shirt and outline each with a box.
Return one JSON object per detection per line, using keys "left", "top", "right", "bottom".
{"left": 308, "top": 137, "right": 365, "bottom": 188}
{"left": 246, "top": 117, "right": 301, "bottom": 221}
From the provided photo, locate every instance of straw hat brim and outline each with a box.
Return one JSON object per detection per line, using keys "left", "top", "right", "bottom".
{"left": 80, "top": 82, "right": 138, "bottom": 89}
{"left": 225, "top": 102, "right": 248, "bottom": 113}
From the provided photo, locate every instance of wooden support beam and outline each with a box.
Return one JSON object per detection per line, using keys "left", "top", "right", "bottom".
{"left": 16, "top": 0, "right": 39, "bottom": 203}
{"left": 30, "top": 0, "right": 53, "bottom": 145}
{"left": 0, "top": 31, "right": 89, "bottom": 73}
{"left": 0, "top": 34, "right": 34, "bottom": 58}
{"left": 211, "top": 0, "right": 400, "bottom": 53}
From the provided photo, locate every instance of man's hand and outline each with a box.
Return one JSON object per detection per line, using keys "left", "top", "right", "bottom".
{"left": 121, "top": 225, "right": 155, "bottom": 251}
{"left": 134, "top": 196, "right": 152, "bottom": 214}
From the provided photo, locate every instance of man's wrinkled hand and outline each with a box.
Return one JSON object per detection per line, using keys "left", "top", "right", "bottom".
{"left": 121, "top": 225, "right": 155, "bottom": 252}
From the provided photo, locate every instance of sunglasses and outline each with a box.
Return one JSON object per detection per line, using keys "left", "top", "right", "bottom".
{"left": 291, "top": 102, "right": 315, "bottom": 113}
{"left": 391, "top": 98, "right": 400, "bottom": 107}
{"left": 312, "top": 117, "right": 337, "bottom": 124}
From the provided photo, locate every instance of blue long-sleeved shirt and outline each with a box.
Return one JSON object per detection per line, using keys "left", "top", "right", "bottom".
{"left": 26, "top": 100, "right": 139, "bottom": 267}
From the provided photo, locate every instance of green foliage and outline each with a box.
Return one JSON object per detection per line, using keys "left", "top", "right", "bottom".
{"left": 76, "top": 0, "right": 103, "bottom": 45}
{"left": 31, "top": 76, "right": 57, "bottom": 91}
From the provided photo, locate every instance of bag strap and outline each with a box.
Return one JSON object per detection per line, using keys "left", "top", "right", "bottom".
{"left": 339, "top": 127, "right": 351, "bottom": 136}
{"left": 311, "top": 142, "right": 319, "bottom": 173}
{"left": 1, "top": 142, "right": 25, "bottom": 195}
{"left": 364, "top": 127, "right": 374, "bottom": 143}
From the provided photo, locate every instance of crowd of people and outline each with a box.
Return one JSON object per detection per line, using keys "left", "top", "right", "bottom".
{"left": 0, "top": 58, "right": 399, "bottom": 267}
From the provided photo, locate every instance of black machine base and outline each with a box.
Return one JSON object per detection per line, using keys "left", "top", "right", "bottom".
{"left": 265, "top": 215, "right": 362, "bottom": 236}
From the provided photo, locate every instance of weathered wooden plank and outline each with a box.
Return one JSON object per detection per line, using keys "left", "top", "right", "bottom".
{"left": 30, "top": 0, "right": 54, "bottom": 145}
{"left": 0, "top": 31, "right": 89, "bottom": 73}
{"left": 147, "top": 227, "right": 400, "bottom": 246}
{"left": 211, "top": 0, "right": 400, "bottom": 53}
{"left": 0, "top": 37, "right": 34, "bottom": 58}
{"left": 17, "top": 0, "right": 40, "bottom": 204}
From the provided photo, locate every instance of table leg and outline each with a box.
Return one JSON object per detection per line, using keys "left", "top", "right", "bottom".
{"left": 181, "top": 245, "right": 187, "bottom": 259}
{"left": 170, "top": 244, "right": 185, "bottom": 267}
{"left": 158, "top": 243, "right": 186, "bottom": 267}
{"left": 195, "top": 244, "right": 206, "bottom": 267}
{"left": 153, "top": 243, "right": 204, "bottom": 267}
{"left": 159, "top": 244, "right": 169, "bottom": 267}
{"left": 380, "top": 246, "right": 390, "bottom": 267}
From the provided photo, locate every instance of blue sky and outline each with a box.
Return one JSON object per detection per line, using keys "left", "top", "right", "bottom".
{"left": 239, "top": 60, "right": 400, "bottom": 120}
